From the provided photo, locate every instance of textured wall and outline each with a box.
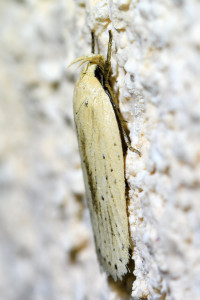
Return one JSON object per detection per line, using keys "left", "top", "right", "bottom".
{"left": 0, "top": 1, "right": 200, "bottom": 300}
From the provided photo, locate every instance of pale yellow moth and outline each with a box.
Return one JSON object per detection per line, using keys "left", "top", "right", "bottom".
{"left": 70, "top": 31, "right": 139, "bottom": 281}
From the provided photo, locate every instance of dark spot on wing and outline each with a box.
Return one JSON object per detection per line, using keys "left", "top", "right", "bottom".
{"left": 115, "top": 264, "right": 118, "bottom": 270}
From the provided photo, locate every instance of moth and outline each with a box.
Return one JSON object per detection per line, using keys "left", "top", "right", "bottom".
{"left": 70, "top": 31, "right": 140, "bottom": 281}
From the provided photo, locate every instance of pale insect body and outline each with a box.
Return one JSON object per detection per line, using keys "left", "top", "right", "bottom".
{"left": 70, "top": 31, "right": 131, "bottom": 281}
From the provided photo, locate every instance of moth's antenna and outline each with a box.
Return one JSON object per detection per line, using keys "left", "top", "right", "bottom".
{"left": 104, "top": 30, "right": 112, "bottom": 83}
{"left": 91, "top": 31, "right": 95, "bottom": 54}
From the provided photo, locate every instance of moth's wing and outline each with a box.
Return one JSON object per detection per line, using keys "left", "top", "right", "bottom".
{"left": 73, "top": 65, "right": 129, "bottom": 281}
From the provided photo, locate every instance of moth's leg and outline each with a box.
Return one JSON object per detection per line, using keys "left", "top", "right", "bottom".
{"left": 119, "top": 120, "right": 141, "bottom": 156}
{"left": 119, "top": 113, "right": 141, "bottom": 156}
{"left": 113, "top": 103, "right": 140, "bottom": 155}
{"left": 91, "top": 31, "right": 95, "bottom": 54}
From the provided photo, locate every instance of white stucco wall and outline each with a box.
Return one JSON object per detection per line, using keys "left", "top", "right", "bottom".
{"left": 0, "top": 1, "right": 199, "bottom": 300}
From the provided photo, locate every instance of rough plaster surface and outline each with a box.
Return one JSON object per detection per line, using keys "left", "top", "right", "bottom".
{"left": 0, "top": 1, "right": 200, "bottom": 300}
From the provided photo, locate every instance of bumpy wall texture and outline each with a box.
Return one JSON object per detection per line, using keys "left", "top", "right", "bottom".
{"left": 0, "top": 1, "right": 200, "bottom": 300}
